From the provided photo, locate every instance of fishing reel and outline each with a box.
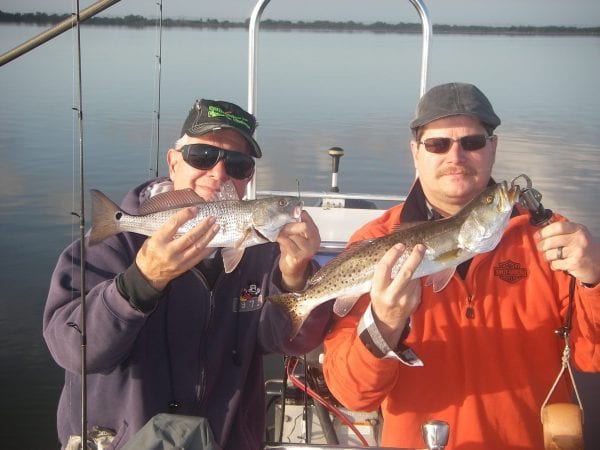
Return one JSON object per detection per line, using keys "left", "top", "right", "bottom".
{"left": 510, "top": 174, "right": 553, "bottom": 227}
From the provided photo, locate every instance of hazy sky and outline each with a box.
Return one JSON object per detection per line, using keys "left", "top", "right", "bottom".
{"left": 2, "top": 0, "right": 599, "bottom": 27}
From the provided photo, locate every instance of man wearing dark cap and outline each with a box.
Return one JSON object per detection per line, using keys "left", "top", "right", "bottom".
{"left": 44, "top": 99, "right": 331, "bottom": 449}
{"left": 323, "top": 83, "right": 600, "bottom": 449}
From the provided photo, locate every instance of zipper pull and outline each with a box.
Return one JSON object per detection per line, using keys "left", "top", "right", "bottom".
{"left": 465, "top": 295, "right": 475, "bottom": 319}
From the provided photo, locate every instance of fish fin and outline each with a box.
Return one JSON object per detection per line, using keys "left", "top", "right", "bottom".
{"left": 433, "top": 248, "right": 462, "bottom": 263}
{"left": 424, "top": 267, "right": 456, "bottom": 293}
{"left": 267, "top": 292, "right": 307, "bottom": 339}
{"left": 138, "top": 189, "right": 204, "bottom": 215}
{"left": 255, "top": 227, "right": 281, "bottom": 243}
{"left": 234, "top": 228, "right": 261, "bottom": 248}
{"left": 390, "top": 221, "right": 429, "bottom": 232}
{"left": 238, "top": 229, "right": 269, "bottom": 248}
{"left": 89, "top": 189, "right": 122, "bottom": 245}
{"left": 332, "top": 294, "right": 362, "bottom": 317}
{"left": 222, "top": 248, "right": 245, "bottom": 273}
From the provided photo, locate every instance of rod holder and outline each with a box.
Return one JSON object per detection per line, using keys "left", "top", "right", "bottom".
{"left": 328, "top": 146, "right": 344, "bottom": 193}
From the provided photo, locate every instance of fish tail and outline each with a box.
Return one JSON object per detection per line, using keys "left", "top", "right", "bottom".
{"left": 268, "top": 292, "right": 307, "bottom": 339}
{"left": 89, "top": 189, "right": 121, "bottom": 245}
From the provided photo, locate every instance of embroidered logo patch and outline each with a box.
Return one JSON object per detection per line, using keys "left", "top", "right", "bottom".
{"left": 235, "top": 283, "right": 263, "bottom": 312}
{"left": 494, "top": 259, "right": 528, "bottom": 283}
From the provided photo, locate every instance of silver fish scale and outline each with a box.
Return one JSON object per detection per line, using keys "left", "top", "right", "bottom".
{"left": 116, "top": 197, "right": 299, "bottom": 248}
{"left": 177, "top": 201, "right": 257, "bottom": 247}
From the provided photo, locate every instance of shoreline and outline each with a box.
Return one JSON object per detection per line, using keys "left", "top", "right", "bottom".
{"left": 1, "top": 11, "right": 599, "bottom": 36}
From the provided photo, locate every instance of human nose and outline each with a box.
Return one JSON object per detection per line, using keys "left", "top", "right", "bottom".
{"left": 445, "top": 140, "right": 468, "bottom": 161}
{"left": 207, "top": 158, "right": 229, "bottom": 180}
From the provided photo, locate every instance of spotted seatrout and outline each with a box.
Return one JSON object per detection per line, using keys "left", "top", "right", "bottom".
{"left": 268, "top": 181, "right": 520, "bottom": 337}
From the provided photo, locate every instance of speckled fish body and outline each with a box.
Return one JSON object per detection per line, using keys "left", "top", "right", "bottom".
{"left": 269, "top": 181, "right": 519, "bottom": 337}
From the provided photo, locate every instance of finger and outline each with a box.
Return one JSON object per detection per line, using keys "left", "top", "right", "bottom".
{"left": 278, "top": 223, "right": 319, "bottom": 256}
{"left": 535, "top": 219, "right": 575, "bottom": 242}
{"left": 300, "top": 210, "right": 318, "bottom": 229}
{"left": 280, "top": 221, "right": 310, "bottom": 240}
{"left": 175, "top": 216, "right": 219, "bottom": 253}
{"left": 298, "top": 211, "right": 321, "bottom": 244}
{"left": 277, "top": 235, "right": 302, "bottom": 258}
{"left": 281, "top": 212, "right": 319, "bottom": 236}
{"left": 537, "top": 224, "right": 587, "bottom": 256}
{"left": 304, "top": 214, "right": 321, "bottom": 244}
{"left": 278, "top": 235, "right": 316, "bottom": 271}
{"left": 154, "top": 207, "right": 198, "bottom": 242}
{"left": 278, "top": 222, "right": 304, "bottom": 241}
{"left": 389, "top": 244, "right": 426, "bottom": 289}
{"left": 373, "top": 244, "right": 406, "bottom": 287}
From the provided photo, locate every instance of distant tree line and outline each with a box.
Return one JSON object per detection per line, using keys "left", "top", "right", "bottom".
{"left": 1, "top": 11, "right": 598, "bottom": 35}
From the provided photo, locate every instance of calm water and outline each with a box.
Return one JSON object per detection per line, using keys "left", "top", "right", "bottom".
{"left": 0, "top": 24, "right": 599, "bottom": 449}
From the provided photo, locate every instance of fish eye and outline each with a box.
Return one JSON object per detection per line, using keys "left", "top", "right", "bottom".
{"left": 279, "top": 198, "right": 288, "bottom": 207}
{"left": 484, "top": 194, "right": 493, "bottom": 204}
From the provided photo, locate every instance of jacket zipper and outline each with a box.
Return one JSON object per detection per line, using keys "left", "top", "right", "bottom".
{"left": 192, "top": 267, "right": 217, "bottom": 409}
{"left": 465, "top": 295, "right": 475, "bottom": 319}
{"left": 462, "top": 251, "right": 489, "bottom": 319}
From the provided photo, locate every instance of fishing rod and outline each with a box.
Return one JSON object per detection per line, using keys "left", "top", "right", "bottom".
{"left": 71, "top": 1, "right": 89, "bottom": 449}
{"left": 150, "top": 0, "right": 164, "bottom": 178}
{"left": 0, "top": 0, "right": 123, "bottom": 67}
{"left": 63, "top": 2, "right": 161, "bottom": 446}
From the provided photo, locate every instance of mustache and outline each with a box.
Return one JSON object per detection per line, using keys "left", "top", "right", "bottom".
{"left": 437, "top": 165, "right": 477, "bottom": 177}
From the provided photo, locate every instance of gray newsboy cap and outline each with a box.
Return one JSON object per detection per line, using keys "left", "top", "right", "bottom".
{"left": 409, "top": 82, "right": 501, "bottom": 135}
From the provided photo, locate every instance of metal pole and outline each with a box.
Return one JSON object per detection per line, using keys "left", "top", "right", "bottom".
{"left": 245, "top": 0, "right": 271, "bottom": 200}
{"left": 0, "top": 0, "right": 123, "bottom": 66}
{"left": 407, "top": 0, "right": 432, "bottom": 97}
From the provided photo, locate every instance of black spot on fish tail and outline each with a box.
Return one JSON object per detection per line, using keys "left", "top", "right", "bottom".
{"left": 89, "top": 189, "right": 122, "bottom": 245}
{"left": 267, "top": 292, "right": 306, "bottom": 340}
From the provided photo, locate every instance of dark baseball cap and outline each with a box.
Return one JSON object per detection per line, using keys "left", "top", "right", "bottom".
{"left": 181, "top": 99, "right": 262, "bottom": 158}
{"left": 409, "top": 82, "right": 501, "bottom": 135}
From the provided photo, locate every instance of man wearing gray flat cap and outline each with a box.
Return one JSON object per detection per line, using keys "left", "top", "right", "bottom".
{"left": 324, "top": 82, "right": 600, "bottom": 449}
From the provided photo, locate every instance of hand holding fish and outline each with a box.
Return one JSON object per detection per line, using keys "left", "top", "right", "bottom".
{"left": 135, "top": 207, "right": 220, "bottom": 291}
{"left": 536, "top": 221, "right": 600, "bottom": 286}
{"left": 276, "top": 211, "right": 321, "bottom": 291}
{"left": 370, "top": 243, "right": 425, "bottom": 348}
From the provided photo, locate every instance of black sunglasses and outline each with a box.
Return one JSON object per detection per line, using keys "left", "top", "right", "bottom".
{"left": 418, "top": 134, "right": 494, "bottom": 154}
{"left": 180, "top": 144, "right": 255, "bottom": 180}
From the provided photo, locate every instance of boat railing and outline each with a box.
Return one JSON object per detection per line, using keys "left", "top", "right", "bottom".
{"left": 246, "top": 0, "right": 431, "bottom": 118}
{"left": 246, "top": 0, "right": 430, "bottom": 255}
{"left": 246, "top": 0, "right": 431, "bottom": 202}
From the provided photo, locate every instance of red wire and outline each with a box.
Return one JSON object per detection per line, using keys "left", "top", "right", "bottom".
{"left": 285, "top": 357, "right": 370, "bottom": 447}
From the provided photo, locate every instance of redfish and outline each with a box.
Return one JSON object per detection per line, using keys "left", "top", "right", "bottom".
{"left": 89, "top": 188, "right": 302, "bottom": 273}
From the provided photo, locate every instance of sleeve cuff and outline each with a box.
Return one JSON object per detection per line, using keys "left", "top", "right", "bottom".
{"left": 275, "top": 259, "right": 320, "bottom": 293}
{"left": 357, "top": 305, "right": 423, "bottom": 367}
{"left": 115, "top": 263, "right": 164, "bottom": 314}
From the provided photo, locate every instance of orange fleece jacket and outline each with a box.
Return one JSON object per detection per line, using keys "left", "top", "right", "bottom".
{"left": 323, "top": 204, "right": 600, "bottom": 449}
